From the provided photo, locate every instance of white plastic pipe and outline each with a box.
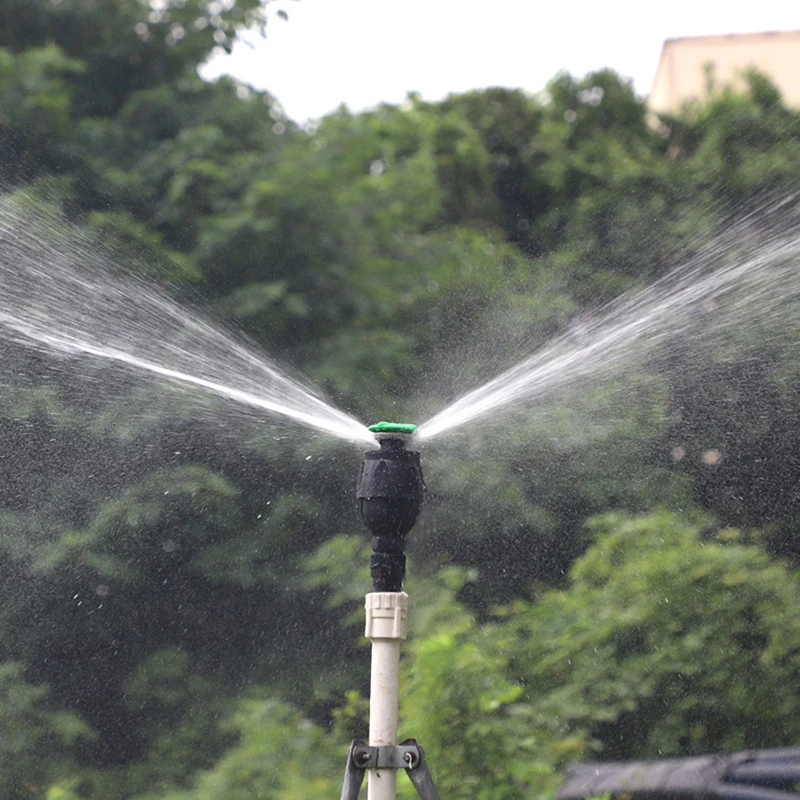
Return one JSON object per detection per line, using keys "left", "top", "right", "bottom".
{"left": 365, "top": 591, "right": 408, "bottom": 800}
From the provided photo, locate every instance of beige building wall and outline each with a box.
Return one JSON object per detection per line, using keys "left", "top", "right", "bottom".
{"left": 649, "top": 30, "right": 800, "bottom": 114}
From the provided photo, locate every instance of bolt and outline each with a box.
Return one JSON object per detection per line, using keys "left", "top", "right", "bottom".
{"left": 354, "top": 746, "right": 372, "bottom": 768}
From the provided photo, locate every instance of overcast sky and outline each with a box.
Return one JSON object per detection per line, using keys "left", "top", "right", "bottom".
{"left": 202, "top": 0, "right": 800, "bottom": 122}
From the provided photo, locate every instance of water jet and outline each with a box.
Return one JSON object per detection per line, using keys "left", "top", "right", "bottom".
{"left": 0, "top": 197, "right": 375, "bottom": 445}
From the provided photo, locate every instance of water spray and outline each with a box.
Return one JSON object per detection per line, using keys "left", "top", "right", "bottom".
{"left": 340, "top": 423, "right": 440, "bottom": 800}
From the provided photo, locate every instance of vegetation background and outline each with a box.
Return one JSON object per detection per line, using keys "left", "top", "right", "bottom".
{"left": 1, "top": 1, "right": 799, "bottom": 798}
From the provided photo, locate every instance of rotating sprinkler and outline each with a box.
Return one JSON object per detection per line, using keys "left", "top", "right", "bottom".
{"left": 357, "top": 422, "right": 424, "bottom": 593}
{"left": 340, "top": 422, "right": 441, "bottom": 800}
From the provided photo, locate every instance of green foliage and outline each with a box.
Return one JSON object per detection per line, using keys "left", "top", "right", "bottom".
{"left": 402, "top": 572, "right": 556, "bottom": 800}
{"left": 35, "top": 465, "right": 241, "bottom": 583}
{"left": 116, "top": 648, "right": 237, "bottom": 795}
{"left": 499, "top": 511, "right": 800, "bottom": 759}
{"left": 0, "top": 43, "right": 84, "bottom": 178}
{"left": 0, "top": 662, "right": 90, "bottom": 800}
{"left": 147, "top": 697, "right": 343, "bottom": 800}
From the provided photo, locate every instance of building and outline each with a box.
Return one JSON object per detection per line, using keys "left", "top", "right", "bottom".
{"left": 649, "top": 30, "right": 800, "bottom": 115}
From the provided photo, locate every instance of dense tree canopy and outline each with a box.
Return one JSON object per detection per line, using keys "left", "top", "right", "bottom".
{"left": 1, "top": 2, "right": 800, "bottom": 798}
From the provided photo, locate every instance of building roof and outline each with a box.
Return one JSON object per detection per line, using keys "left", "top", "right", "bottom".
{"left": 649, "top": 30, "right": 800, "bottom": 115}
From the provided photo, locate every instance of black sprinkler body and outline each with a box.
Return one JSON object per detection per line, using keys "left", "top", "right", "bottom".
{"left": 357, "top": 423, "right": 423, "bottom": 592}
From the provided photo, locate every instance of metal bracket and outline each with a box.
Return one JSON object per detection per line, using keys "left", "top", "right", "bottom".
{"left": 340, "top": 738, "right": 442, "bottom": 800}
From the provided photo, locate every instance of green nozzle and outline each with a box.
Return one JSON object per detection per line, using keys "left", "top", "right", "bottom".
{"left": 368, "top": 421, "right": 418, "bottom": 435}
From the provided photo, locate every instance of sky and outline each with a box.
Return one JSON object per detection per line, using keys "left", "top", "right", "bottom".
{"left": 202, "top": 0, "right": 800, "bottom": 122}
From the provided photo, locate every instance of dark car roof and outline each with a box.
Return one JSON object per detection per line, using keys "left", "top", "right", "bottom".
{"left": 557, "top": 748, "right": 800, "bottom": 800}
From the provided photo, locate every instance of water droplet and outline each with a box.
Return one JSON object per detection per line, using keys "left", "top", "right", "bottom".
{"left": 702, "top": 448, "right": 723, "bottom": 465}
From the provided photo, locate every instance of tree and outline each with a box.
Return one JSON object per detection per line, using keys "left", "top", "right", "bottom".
{"left": 498, "top": 511, "right": 800, "bottom": 760}
{"left": 0, "top": 662, "right": 89, "bottom": 800}
{"left": 402, "top": 569, "right": 556, "bottom": 800}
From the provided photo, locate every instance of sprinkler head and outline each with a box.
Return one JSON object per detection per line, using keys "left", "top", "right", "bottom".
{"left": 368, "top": 421, "right": 419, "bottom": 437}
{"left": 357, "top": 423, "right": 423, "bottom": 592}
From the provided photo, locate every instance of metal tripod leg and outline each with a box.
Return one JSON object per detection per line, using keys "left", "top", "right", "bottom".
{"left": 402, "top": 739, "right": 442, "bottom": 800}
{"left": 340, "top": 740, "right": 367, "bottom": 800}
{"left": 340, "top": 739, "right": 442, "bottom": 799}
